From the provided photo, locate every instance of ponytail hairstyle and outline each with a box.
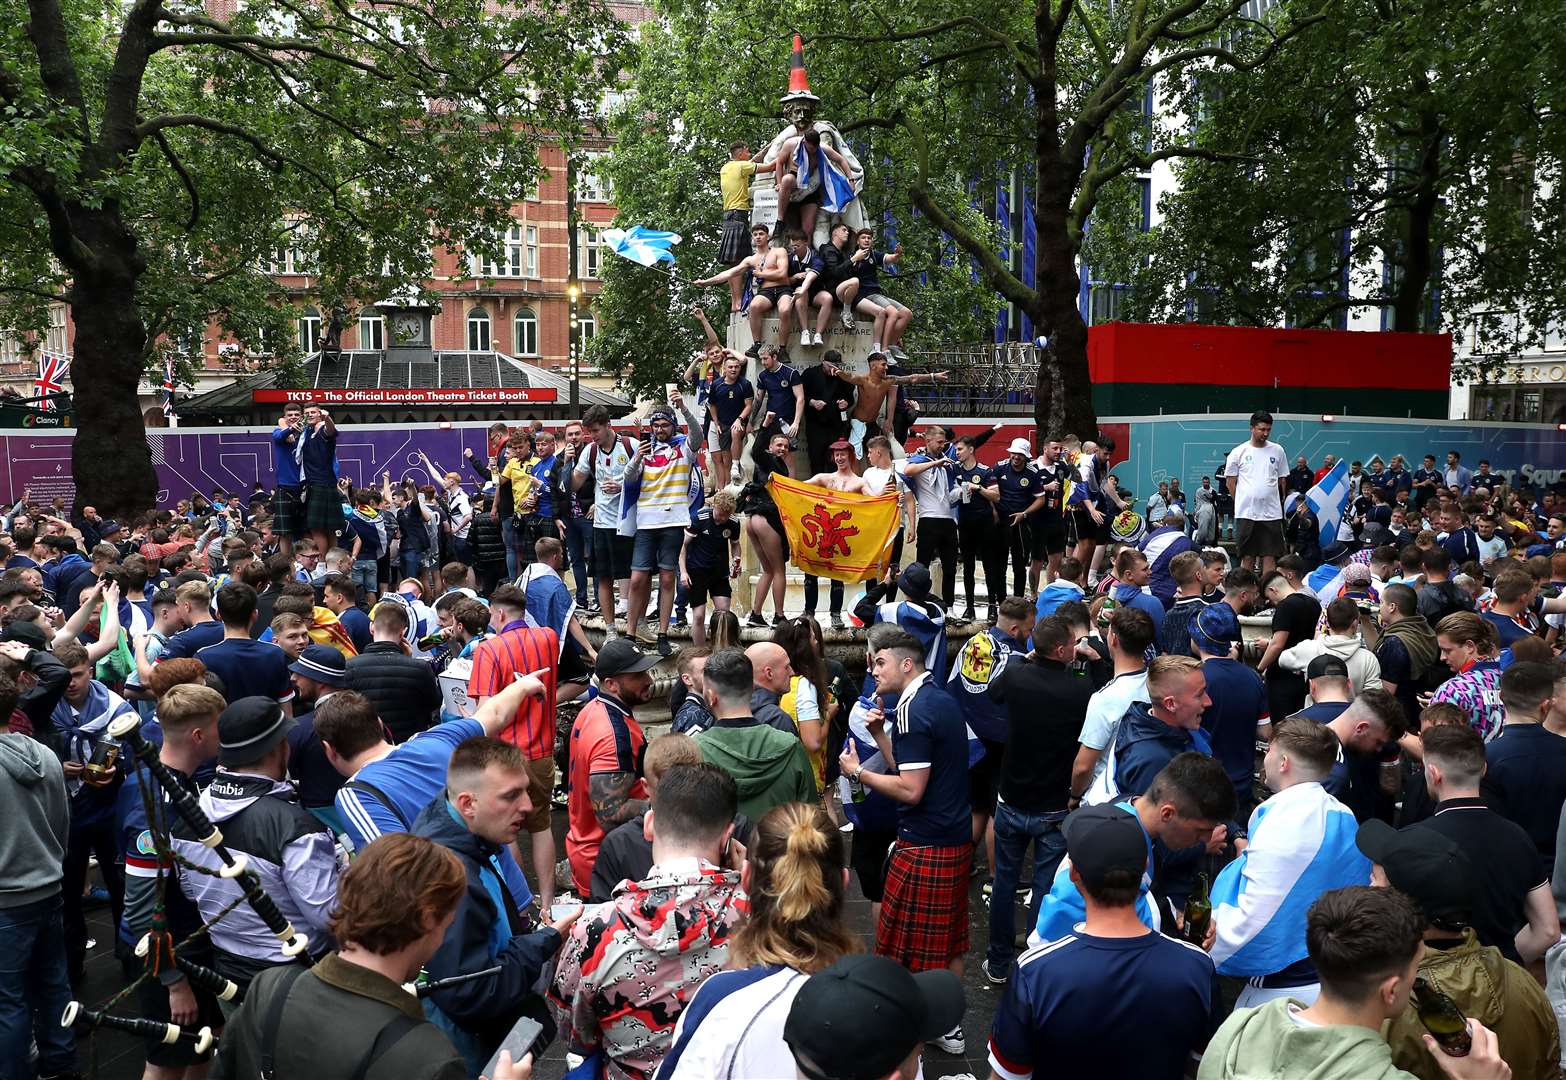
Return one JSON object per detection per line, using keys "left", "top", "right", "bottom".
{"left": 730, "top": 802, "right": 855, "bottom": 974}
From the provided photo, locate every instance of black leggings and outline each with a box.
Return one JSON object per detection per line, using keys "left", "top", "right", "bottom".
{"left": 804, "top": 575, "right": 844, "bottom": 615}
{"left": 915, "top": 518, "right": 959, "bottom": 609}
{"left": 1001, "top": 519, "right": 1032, "bottom": 596}
{"left": 958, "top": 517, "right": 1006, "bottom": 610}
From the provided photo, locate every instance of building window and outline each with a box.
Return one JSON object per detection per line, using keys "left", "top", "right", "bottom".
{"left": 576, "top": 153, "right": 609, "bottom": 203}
{"left": 526, "top": 226, "right": 539, "bottom": 278}
{"left": 45, "top": 305, "right": 68, "bottom": 356}
{"left": 298, "top": 308, "right": 322, "bottom": 354}
{"left": 467, "top": 307, "right": 492, "bottom": 352}
{"left": 513, "top": 309, "right": 539, "bottom": 357}
{"left": 0, "top": 330, "right": 22, "bottom": 366}
{"left": 1088, "top": 284, "right": 1126, "bottom": 326}
{"left": 358, "top": 315, "right": 385, "bottom": 351}
{"left": 578, "top": 310, "right": 597, "bottom": 347}
{"left": 579, "top": 227, "right": 601, "bottom": 280}
{"left": 471, "top": 223, "right": 528, "bottom": 279}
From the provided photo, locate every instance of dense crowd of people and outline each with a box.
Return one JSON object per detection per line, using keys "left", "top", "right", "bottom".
{"left": 4, "top": 396, "right": 1566, "bottom": 1080}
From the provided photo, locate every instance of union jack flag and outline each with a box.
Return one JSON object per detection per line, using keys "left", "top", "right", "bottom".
{"left": 33, "top": 352, "right": 69, "bottom": 403}
{"left": 161, "top": 355, "right": 177, "bottom": 418}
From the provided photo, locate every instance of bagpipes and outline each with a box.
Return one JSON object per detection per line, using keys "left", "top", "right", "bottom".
{"left": 404, "top": 964, "right": 503, "bottom": 999}
{"left": 106, "top": 713, "right": 314, "bottom": 963}
{"left": 61, "top": 1001, "right": 216, "bottom": 1055}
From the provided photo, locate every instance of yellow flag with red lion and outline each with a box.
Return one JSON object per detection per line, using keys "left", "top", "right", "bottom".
{"left": 766, "top": 475, "right": 901, "bottom": 584}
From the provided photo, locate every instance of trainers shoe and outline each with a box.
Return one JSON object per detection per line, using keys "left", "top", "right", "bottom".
{"left": 840, "top": 308, "right": 855, "bottom": 331}
{"left": 981, "top": 958, "right": 1010, "bottom": 985}
{"left": 85, "top": 886, "right": 111, "bottom": 907}
{"left": 778, "top": 346, "right": 791, "bottom": 364}
{"left": 889, "top": 344, "right": 909, "bottom": 360}
{"left": 871, "top": 341, "right": 883, "bottom": 355}
{"left": 730, "top": 463, "right": 742, "bottom": 484}
{"left": 656, "top": 633, "right": 674, "bottom": 658}
{"left": 669, "top": 611, "right": 688, "bottom": 629}
{"left": 746, "top": 611, "right": 768, "bottom": 628}
{"left": 615, "top": 599, "right": 629, "bottom": 616}
{"left": 933, "top": 1024, "right": 965, "bottom": 1055}
{"left": 962, "top": 604, "right": 977, "bottom": 622}
{"left": 744, "top": 341, "right": 761, "bottom": 359}
{"left": 980, "top": 878, "right": 993, "bottom": 898}
{"left": 830, "top": 613, "right": 846, "bottom": 631}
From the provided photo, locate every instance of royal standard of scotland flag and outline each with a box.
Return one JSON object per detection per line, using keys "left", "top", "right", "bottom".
{"left": 1305, "top": 458, "right": 1351, "bottom": 552}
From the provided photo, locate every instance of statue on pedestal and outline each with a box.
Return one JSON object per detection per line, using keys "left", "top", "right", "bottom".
{"left": 755, "top": 35, "right": 867, "bottom": 247}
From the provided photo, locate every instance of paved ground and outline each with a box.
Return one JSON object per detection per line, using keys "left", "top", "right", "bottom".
{"left": 72, "top": 817, "right": 1011, "bottom": 1080}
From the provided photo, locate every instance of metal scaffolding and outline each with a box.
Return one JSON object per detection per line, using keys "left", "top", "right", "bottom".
{"left": 902, "top": 341, "right": 1041, "bottom": 417}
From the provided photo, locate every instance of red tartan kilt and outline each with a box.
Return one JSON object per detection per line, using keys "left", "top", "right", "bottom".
{"left": 875, "top": 840, "right": 972, "bottom": 972}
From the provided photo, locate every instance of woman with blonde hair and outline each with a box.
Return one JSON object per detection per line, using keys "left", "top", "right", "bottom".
{"left": 657, "top": 802, "right": 854, "bottom": 1079}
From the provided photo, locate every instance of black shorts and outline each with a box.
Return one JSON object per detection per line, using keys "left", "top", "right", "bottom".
{"left": 559, "top": 645, "right": 592, "bottom": 684}
{"left": 850, "top": 828, "right": 897, "bottom": 904}
{"left": 1236, "top": 517, "right": 1287, "bottom": 557}
{"left": 119, "top": 955, "right": 221, "bottom": 1066}
{"left": 968, "top": 737, "right": 1006, "bottom": 815}
{"left": 757, "top": 285, "right": 789, "bottom": 305}
{"left": 1031, "top": 519, "right": 1068, "bottom": 559}
{"left": 591, "top": 528, "right": 634, "bottom": 580}
{"left": 1073, "top": 507, "right": 1109, "bottom": 545}
{"left": 686, "top": 565, "right": 732, "bottom": 607}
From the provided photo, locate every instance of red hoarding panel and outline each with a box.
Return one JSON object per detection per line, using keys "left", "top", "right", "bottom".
{"left": 252, "top": 388, "right": 559, "bottom": 406}
{"left": 1087, "top": 322, "right": 1452, "bottom": 391}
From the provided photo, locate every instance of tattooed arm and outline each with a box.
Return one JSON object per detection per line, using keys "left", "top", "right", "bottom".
{"left": 589, "top": 771, "right": 648, "bottom": 831}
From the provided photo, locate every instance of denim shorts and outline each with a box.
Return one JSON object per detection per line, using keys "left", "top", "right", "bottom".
{"left": 632, "top": 527, "right": 684, "bottom": 572}
{"left": 352, "top": 559, "right": 378, "bottom": 594}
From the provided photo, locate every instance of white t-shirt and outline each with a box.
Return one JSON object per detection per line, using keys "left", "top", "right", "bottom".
{"left": 574, "top": 438, "right": 634, "bottom": 531}
{"left": 864, "top": 464, "right": 911, "bottom": 531}
{"left": 1224, "top": 440, "right": 1288, "bottom": 521}
{"left": 1078, "top": 669, "right": 1150, "bottom": 789}
{"left": 446, "top": 489, "right": 472, "bottom": 539}
{"left": 664, "top": 967, "right": 806, "bottom": 1080}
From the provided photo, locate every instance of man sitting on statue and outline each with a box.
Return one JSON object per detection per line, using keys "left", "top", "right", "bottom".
{"left": 852, "top": 227, "right": 912, "bottom": 359}
{"left": 817, "top": 221, "right": 875, "bottom": 337}
{"left": 787, "top": 228, "right": 833, "bottom": 349}
{"left": 694, "top": 224, "right": 780, "bottom": 356}
{"left": 776, "top": 128, "right": 859, "bottom": 243}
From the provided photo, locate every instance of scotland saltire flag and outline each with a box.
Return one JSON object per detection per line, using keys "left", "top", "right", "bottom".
{"left": 601, "top": 226, "right": 680, "bottom": 267}
{"left": 1305, "top": 458, "right": 1350, "bottom": 551}
{"left": 794, "top": 137, "right": 858, "bottom": 213}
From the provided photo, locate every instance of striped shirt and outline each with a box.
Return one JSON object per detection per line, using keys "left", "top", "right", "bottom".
{"left": 635, "top": 436, "right": 699, "bottom": 530}
{"left": 466, "top": 621, "right": 560, "bottom": 759}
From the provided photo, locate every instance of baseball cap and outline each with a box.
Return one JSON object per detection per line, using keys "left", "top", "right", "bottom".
{"left": 897, "top": 562, "right": 932, "bottom": 601}
{"left": 1063, "top": 803, "right": 1149, "bottom": 886}
{"left": 594, "top": 637, "right": 661, "bottom": 678}
{"left": 1190, "top": 603, "right": 1240, "bottom": 656}
{"left": 0, "top": 620, "right": 49, "bottom": 650}
{"left": 218, "top": 697, "right": 296, "bottom": 768}
{"left": 289, "top": 643, "right": 347, "bottom": 688}
{"left": 1355, "top": 819, "right": 1474, "bottom": 927}
{"left": 1306, "top": 654, "right": 1350, "bottom": 680}
{"left": 784, "top": 954, "right": 964, "bottom": 1080}
{"left": 1006, "top": 437, "right": 1032, "bottom": 457}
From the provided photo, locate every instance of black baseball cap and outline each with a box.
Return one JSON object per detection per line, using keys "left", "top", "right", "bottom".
{"left": 897, "top": 562, "right": 932, "bottom": 601}
{"left": 594, "top": 637, "right": 661, "bottom": 678}
{"left": 784, "top": 954, "right": 964, "bottom": 1080}
{"left": 0, "top": 620, "right": 49, "bottom": 650}
{"left": 1356, "top": 819, "right": 1474, "bottom": 928}
{"left": 1064, "top": 803, "right": 1149, "bottom": 886}
{"left": 218, "top": 697, "right": 296, "bottom": 768}
{"left": 1306, "top": 654, "right": 1350, "bottom": 680}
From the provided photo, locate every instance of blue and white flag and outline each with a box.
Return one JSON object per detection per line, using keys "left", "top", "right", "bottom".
{"left": 794, "top": 137, "right": 858, "bottom": 214}
{"left": 1209, "top": 782, "right": 1370, "bottom": 978}
{"left": 1305, "top": 458, "right": 1351, "bottom": 551}
{"left": 601, "top": 226, "right": 681, "bottom": 268}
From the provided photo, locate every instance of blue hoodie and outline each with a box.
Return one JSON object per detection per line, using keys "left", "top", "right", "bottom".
{"left": 1112, "top": 583, "right": 1166, "bottom": 640}
{"left": 1035, "top": 579, "right": 1085, "bottom": 620}
{"left": 1111, "top": 700, "right": 1213, "bottom": 799}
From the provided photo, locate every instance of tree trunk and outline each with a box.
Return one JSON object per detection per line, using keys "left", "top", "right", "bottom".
{"left": 1392, "top": 110, "right": 1441, "bottom": 333}
{"left": 1030, "top": 177, "right": 1099, "bottom": 439}
{"left": 65, "top": 211, "right": 156, "bottom": 518}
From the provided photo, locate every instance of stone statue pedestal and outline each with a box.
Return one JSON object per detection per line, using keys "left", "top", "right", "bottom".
{"left": 724, "top": 311, "right": 880, "bottom": 378}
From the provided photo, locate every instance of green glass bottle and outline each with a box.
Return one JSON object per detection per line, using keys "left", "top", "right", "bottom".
{"left": 1413, "top": 978, "right": 1471, "bottom": 1057}
{"left": 1183, "top": 872, "right": 1212, "bottom": 945}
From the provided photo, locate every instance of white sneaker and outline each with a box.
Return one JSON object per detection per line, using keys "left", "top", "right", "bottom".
{"left": 808, "top": 329, "right": 822, "bottom": 347}
{"left": 614, "top": 599, "right": 629, "bottom": 616}
{"left": 730, "top": 463, "right": 742, "bottom": 484}
{"left": 840, "top": 308, "right": 856, "bottom": 331}
{"left": 933, "top": 1025, "right": 965, "bottom": 1055}
{"left": 871, "top": 341, "right": 883, "bottom": 354}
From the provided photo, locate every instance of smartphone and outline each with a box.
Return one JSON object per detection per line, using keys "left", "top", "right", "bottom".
{"left": 550, "top": 900, "right": 583, "bottom": 922}
{"left": 482, "top": 1016, "right": 545, "bottom": 1080}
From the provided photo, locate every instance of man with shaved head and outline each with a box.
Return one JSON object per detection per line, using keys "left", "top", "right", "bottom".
{"left": 744, "top": 640, "right": 798, "bottom": 735}
{"left": 691, "top": 647, "right": 816, "bottom": 819}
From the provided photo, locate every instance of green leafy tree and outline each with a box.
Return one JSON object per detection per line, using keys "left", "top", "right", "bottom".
{"left": 1109, "top": 0, "right": 1566, "bottom": 385}
{"left": 0, "top": 0, "right": 624, "bottom": 515}
{"left": 596, "top": 0, "right": 1323, "bottom": 435}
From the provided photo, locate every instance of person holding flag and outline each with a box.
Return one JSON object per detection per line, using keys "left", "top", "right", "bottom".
{"left": 1224, "top": 411, "right": 1289, "bottom": 575}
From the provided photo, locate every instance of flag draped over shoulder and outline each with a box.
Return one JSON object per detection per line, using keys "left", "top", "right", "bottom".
{"left": 767, "top": 475, "right": 899, "bottom": 584}
{"left": 1305, "top": 459, "right": 1351, "bottom": 550}
{"left": 793, "top": 137, "right": 858, "bottom": 214}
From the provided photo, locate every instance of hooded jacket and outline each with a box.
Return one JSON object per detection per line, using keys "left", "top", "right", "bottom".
{"left": 1095, "top": 700, "right": 1213, "bottom": 803}
{"left": 0, "top": 733, "right": 67, "bottom": 907}
{"left": 1112, "top": 583, "right": 1167, "bottom": 638}
{"left": 1279, "top": 634, "right": 1385, "bottom": 702}
{"left": 410, "top": 796, "right": 561, "bottom": 1073}
{"left": 171, "top": 770, "right": 338, "bottom": 986}
{"left": 1380, "top": 616, "right": 1440, "bottom": 683}
{"left": 1034, "top": 578, "right": 1085, "bottom": 620}
{"left": 695, "top": 716, "right": 817, "bottom": 821}
{"left": 1198, "top": 997, "right": 1413, "bottom": 1079}
{"left": 1387, "top": 930, "right": 1559, "bottom": 1080}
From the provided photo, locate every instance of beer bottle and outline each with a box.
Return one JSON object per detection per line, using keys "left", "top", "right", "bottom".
{"left": 1413, "top": 978, "right": 1471, "bottom": 1057}
{"left": 1183, "top": 872, "right": 1212, "bottom": 945}
{"left": 83, "top": 733, "right": 120, "bottom": 782}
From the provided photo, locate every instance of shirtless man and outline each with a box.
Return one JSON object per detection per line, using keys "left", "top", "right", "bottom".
{"left": 775, "top": 129, "right": 858, "bottom": 242}
{"left": 804, "top": 439, "right": 874, "bottom": 495}
{"left": 696, "top": 224, "right": 781, "bottom": 354}
{"left": 822, "top": 352, "right": 948, "bottom": 460}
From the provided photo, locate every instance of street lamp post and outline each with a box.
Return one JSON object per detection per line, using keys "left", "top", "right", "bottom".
{"left": 568, "top": 276, "right": 580, "bottom": 410}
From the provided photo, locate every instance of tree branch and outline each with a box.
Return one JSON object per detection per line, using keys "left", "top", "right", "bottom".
{"left": 807, "top": 19, "right": 1040, "bottom": 85}
{"left": 149, "top": 20, "right": 391, "bottom": 79}
{"left": 151, "top": 129, "right": 200, "bottom": 231}
{"left": 97, "top": 0, "right": 162, "bottom": 157}
{"left": 24, "top": 0, "right": 89, "bottom": 138}
{"left": 0, "top": 283, "right": 69, "bottom": 303}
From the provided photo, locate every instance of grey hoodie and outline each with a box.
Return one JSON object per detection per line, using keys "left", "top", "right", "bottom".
{"left": 0, "top": 733, "right": 68, "bottom": 908}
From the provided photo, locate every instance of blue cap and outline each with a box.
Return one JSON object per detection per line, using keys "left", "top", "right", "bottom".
{"left": 1191, "top": 602, "right": 1241, "bottom": 655}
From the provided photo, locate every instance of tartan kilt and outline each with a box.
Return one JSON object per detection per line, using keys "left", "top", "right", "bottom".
{"left": 271, "top": 485, "right": 304, "bottom": 539}
{"left": 717, "top": 210, "right": 752, "bottom": 267}
{"left": 875, "top": 840, "right": 972, "bottom": 972}
{"left": 302, "top": 483, "right": 345, "bottom": 533}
